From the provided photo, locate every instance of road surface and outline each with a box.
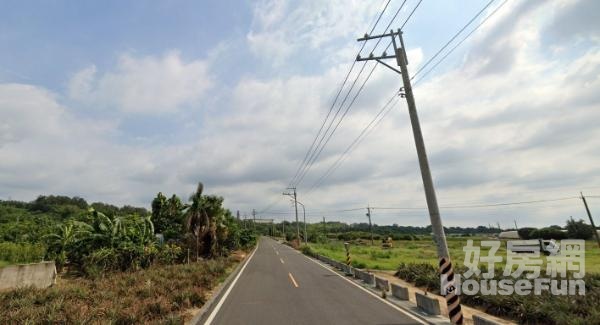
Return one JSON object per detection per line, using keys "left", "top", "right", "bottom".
{"left": 200, "top": 237, "right": 425, "bottom": 325}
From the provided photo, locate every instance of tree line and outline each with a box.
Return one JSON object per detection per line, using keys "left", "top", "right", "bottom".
{"left": 0, "top": 182, "right": 255, "bottom": 277}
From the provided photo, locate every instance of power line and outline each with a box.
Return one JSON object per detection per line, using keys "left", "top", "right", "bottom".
{"left": 293, "top": 62, "right": 379, "bottom": 187}
{"left": 296, "top": 0, "right": 426, "bottom": 190}
{"left": 400, "top": 0, "right": 423, "bottom": 30}
{"left": 287, "top": 0, "right": 395, "bottom": 188}
{"left": 411, "top": 0, "right": 496, "bottom": 80}
{"left": 413, "top": 0, "right": 508, "bottom": 85}
{"left": 293, "top": 1, "right": 416, "bottom": 188}
{"left": 263, "top": 196, "right": 582, "bottom": 217}
{"left": 306, "top": 92, "right": 401, "bottom": 194}
{"left": 374, "top": 196, "right": 581, "bottom": 210}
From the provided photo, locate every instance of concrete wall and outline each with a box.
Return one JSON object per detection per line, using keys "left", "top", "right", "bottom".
{"left": 0, "top": 261, "right": 57, "bottom": 291}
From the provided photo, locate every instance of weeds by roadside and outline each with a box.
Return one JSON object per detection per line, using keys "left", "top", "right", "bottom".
{"left": 0, "top": 256, "right": 240, "bottom": 324}
{"left": 394, "top": 262, "right": 600, "bottom": 324}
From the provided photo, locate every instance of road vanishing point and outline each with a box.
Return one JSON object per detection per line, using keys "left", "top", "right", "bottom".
{"left": 198, "top": 237, "right": 426, "bottom": 325}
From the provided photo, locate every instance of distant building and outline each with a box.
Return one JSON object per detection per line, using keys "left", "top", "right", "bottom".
{"left": 499, "top": 230, "right": 520, "bottom": 239}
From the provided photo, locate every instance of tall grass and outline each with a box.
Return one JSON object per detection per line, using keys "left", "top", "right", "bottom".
{"left": 0, "top": 256, "right": 240, "bottom": 324}
{"left": 0, "top": 242, "right": 46, "bottom": 265}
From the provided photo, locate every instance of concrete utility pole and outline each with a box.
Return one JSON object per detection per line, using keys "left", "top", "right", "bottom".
{"left": 283, "top": 187, "right": 300, "bottom": 244}
{"left": 356, "top": 29, "right": 463, "bottom": 324}
{"left": 514, "top": 219, "right": 518, "bottom": 231}
{"left": 581, "top": 192, "right": 600, "bottom": 248}
{"left": 296, "top": 200, "right": 307, "bottom": 244}
{"left": 252, "top": 209, "right": 256, "bottom": 230}
{"left": 366, "top": 206, "right": 374, "bottom": 246}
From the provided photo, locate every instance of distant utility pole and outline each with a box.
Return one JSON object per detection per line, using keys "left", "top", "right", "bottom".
{"left": 296, "top": 200, "right": 308, "bottom": 244}
{"left": 514, "top": 220, "right": 518, "bottom": 231}
{"left": 323, "top": 216, "right": 326, "bottom": 236}
{"left": 236, "top": 210, "right": 240, "bottom": 221}
{"left": 496, "top": 222, "right": 501, "bottom": 232}
{"left": 581, "top": 192, "right": 600, "bottom": 248}
{"left": 283, "top": 187, "right": 300, "bottom": 244}
{"left": 366, "top": 206, "right": 374, "bottom": 246}
{"left": 252, "top": 209, "right": 256, "bottom": 230}
{"left": 356, "top": 29, "right": 463, "bottom": 324}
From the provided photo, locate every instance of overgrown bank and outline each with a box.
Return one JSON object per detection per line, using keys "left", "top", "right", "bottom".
{"left": 1, "top": 255, "right": 241, "bottom": 324}
{"left": 395, "top": 262, "right": 600, "bottom": 325}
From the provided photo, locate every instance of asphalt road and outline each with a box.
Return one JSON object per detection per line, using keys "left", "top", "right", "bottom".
{"left": 201, "top": 237, "right": 425, "bottom": 325}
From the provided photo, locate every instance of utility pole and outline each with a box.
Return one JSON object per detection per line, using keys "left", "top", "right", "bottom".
{"left": 497, "top": 222, "right": 501, "bottom": 232}
{"left": 514, "top": 219, "right": 518, "bottom": 231}
{"left": 323, "top": 216, "right": 326, "bottom": 236}
{"left": 366, "top": 206, "right": 374, "bottom": 246}
{"left": 356, "top": 29, "right": 463, "bottom": 324}
{"left": 283, "top": 187, "right": 300, "bottom": 245}
{"left": 581, "top": 192, "right": 600, "bottom": 248}
{"left": 297, "top": 201, "right": 307, "bottom": 244}
{"left": 252, "top": 209, "right": 256, "bottom": 231}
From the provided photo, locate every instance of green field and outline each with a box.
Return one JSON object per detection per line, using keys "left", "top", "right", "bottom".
{"left": 0, "top": 260, "right": 9, "bottom": 268}
{"left": 309, "top": 237, "right": 600, "bottom": 274}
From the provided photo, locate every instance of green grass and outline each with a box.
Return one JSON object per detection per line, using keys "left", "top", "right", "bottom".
{"left": 0, "top": 260, "right": 9, "bottom": 268}
{"left": 309, "top": 237, "right": 600, "bottom": 273}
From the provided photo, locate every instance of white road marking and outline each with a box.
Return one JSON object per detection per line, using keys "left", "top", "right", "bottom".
{"left": 280, "top": 258, "right": 285, "bottom": 264}
{"left": 284, "top": 242, "right": 428, "bottom": 325}
{"left": 204, "top": 242, "right": 259, "bottom": 325}
{"left": 288, "top": 272, "right": 299, "bottom": 288}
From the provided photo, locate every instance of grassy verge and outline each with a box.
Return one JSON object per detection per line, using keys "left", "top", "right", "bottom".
{"left": 308, "top": 238, "right": 600, "bottom": 324}
{"left": 0, "top": 255, "right": 242, "bottom": 324}
{"left": 395, "top": 262, "right": 600, "bottom": 324}
{"left": 309, "top": 238, "right": 600, "bottom": 273}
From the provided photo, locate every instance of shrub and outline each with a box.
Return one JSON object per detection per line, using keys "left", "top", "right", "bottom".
{"left": 529, "top": 227, "right": 568, "bottom": 240}
{"left": 300, "top": 245, "right": 316, "bottom": 257}
{"left": 518, "top": 227, "right": 536, "bottom": 239}
{"left": 351, "top": 260, "right": 367, "bottom": 269}
{"left": 0, "top": 242, "right": 46, "bottom": 264}
{"left": 566, "top": 218, "right": 594, "bottom": 240}
{"left": 157, "top": 243, "right": 183, "bottom": 265}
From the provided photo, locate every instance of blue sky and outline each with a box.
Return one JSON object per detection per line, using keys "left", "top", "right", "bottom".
{"left": 1, "top": 0, "right": 600, "bottom": 228}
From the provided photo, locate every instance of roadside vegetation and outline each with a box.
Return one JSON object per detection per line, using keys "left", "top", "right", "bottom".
{"left": 0, "top": 256, "right": 240, "bottom": 324}
{"left": 290, "top": 218, "right": 600, "bottom": 325}
{"left": 0, "top": 181, "right": 257, "bottom": 323}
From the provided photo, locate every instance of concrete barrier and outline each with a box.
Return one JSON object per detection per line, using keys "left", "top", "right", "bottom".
{"left": 375, "top": 276, "right": 390, "bottom": 292}
{"left": 473, "top": 315, "right": 503, "bottom": 325}
{"left": 341, "top": 264, "right": 353, "bottom": 275}
{"left": 415, "top": 292, "right": 441, "bottom": 315}
{"left": 391, "top": 283, "right": 409, "bottom": 300}
{"left": 356, "top": 270, "right": 375, "bottom": 286}
{"left": 0, "top": 261, "right": 57, "bottom": 290}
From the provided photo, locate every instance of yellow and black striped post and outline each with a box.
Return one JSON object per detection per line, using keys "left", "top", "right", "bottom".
{"left": 344, "top": 242, "right": 351, "bottom": 265}
{"left": 440, "top": 257, "right": 463, "bottom": 324}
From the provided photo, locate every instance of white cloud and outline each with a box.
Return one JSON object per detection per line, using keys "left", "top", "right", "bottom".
{"left": 68, "top": 51, "right": 212, "bottom": 114}
{"left": 247, "top": 0, "right": 382, "bottom": 65}
{"left": 2, "top": 0, "right": 600, "bottom": 229}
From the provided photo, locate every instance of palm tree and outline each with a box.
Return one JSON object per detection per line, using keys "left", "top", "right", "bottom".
{"left": 184, "top": 182, "right": 216, "bottom": 259}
